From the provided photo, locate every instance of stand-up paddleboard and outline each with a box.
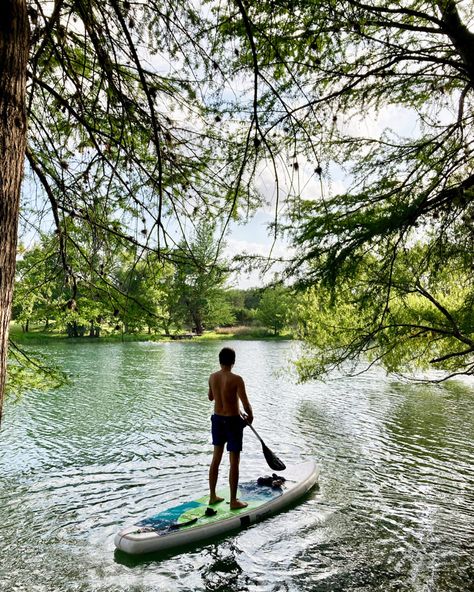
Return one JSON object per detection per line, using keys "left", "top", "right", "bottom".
{"left": 115, "top": 460, "right": 320, "bottom": 555}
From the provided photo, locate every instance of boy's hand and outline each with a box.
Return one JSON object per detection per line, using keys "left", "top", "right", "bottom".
{"left": 241, "top": 412, "right": 253, "bottom": 425}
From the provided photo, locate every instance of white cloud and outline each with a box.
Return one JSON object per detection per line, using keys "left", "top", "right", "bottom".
{"left": 225, "top": 227, "right": 294, "bottom": 289}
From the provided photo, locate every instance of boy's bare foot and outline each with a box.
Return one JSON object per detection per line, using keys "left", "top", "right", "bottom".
{"left": 209, "top": 496, "right": 225, "bottom": 505}
{"left": 230, "top": 499, "right": 248, "bottom": 510}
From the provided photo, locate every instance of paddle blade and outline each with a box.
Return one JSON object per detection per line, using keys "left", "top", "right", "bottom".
{"left": 262, "top": 442, "right": 286, "bottom": 471}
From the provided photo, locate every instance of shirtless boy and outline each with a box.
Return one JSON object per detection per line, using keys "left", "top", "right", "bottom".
{"left": 208, "top": 347, "right": 253, "bottom": 509}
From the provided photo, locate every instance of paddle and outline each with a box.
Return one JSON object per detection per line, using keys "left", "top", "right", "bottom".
{"left": 242, "top": 416, "right": 286, "bottom": 471}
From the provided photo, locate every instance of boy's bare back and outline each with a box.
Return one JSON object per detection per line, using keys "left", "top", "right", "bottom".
{"left": 208, "top": 369, "right": 252, "bottom": 420}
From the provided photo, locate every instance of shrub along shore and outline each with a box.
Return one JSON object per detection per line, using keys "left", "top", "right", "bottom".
{"left": 9, "top": 323, "right": 294, "bottom": 344}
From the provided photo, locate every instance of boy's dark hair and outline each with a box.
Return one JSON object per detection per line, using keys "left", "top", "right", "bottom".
{"left": 219, "top": 347, "right": 236, "bottom": 366}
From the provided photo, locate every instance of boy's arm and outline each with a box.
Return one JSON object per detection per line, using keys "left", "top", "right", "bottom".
{"left": 208, "top": 377, "right": 214, "bottom": 401}
{"left": 237, "top": 377, "right": 253, "bottom": 424}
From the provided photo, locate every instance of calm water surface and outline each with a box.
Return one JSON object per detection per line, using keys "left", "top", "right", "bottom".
{"left": 1, "top": 340, "right": 473, "bottom": 591}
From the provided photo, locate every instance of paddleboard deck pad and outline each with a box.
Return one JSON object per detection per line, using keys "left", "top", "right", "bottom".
{"left": 114, "top": 460, "right": 320, "bottom": 555}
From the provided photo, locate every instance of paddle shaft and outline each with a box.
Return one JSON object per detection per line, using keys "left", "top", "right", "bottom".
{"left": 241, "top": 415, "right": 287, "bottom": 471}
{"left": 240, "top": 413, "right": 264, "bottom": 440}
{"left": 246, "top": 421, "right": 265, "bottom": 444}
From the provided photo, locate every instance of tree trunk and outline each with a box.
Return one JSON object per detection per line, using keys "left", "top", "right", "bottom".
{"left": 0, "top": 0, "right": 29, "bottom": 427}
{"left": 438, "top": 1, "right": 474, "bottom": 84}
{"left": 193, "top": 314, "right": 203, "bottom": 335}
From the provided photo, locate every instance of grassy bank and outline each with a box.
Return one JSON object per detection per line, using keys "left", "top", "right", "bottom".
{"left": 9, "top": 323, "right": 294, "bottom": 344}
{"left": 201, "top": 327, "right": 294, "bottom": 340}
{"left": 9, "top": 323, "right": 66, "bottom": 343}
{"left": 9, "top": 323, "right": 166, "bottom": 344}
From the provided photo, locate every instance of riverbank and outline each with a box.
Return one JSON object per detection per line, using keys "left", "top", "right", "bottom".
{"left": 9, "top": 323, "right": 294, "bottom": 344}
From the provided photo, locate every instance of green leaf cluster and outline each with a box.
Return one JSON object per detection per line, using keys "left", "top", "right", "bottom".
{"left": 293, "top": 241, "right": 474, "bottom": 380}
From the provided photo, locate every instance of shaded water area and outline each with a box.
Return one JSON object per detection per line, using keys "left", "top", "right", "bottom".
{"left": 1, "top": 340, "right": 474, "bottom": 591}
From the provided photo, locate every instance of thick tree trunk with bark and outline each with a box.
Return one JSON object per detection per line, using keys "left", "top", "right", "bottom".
{"left": 438, "top": 0, "right": 474, "bottom": 84}
{"left": 192, "top": 312, "right": 204, "bottom": 335}
{"left": 0, "top": 0, "right": 29, "bottom": 426}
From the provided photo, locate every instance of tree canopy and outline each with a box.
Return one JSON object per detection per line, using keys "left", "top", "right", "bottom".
{"left": 13, "top": 223, "right": 235, "bottom": 337}
{"left": 256, "top": 285, "right": 290, "bottom": 335}
{"left": 210, "top": 0, "right": 474, "bottom": 380}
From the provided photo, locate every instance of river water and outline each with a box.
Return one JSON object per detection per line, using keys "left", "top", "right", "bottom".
{"left": 1, "top": 340, "right": 473, "bottom": 591}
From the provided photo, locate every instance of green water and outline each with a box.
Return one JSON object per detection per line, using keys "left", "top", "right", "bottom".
{"left": 1, "top": 340, "right": 473, "bottom": 591}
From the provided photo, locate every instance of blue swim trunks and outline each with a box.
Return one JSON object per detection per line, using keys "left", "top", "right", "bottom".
{"left": 211, "top": 414, "right": 246, "bottom": 452}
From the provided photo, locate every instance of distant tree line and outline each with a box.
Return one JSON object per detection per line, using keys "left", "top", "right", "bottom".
{"left": 13, "top": 228, "right": 293, "bottom": 338}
